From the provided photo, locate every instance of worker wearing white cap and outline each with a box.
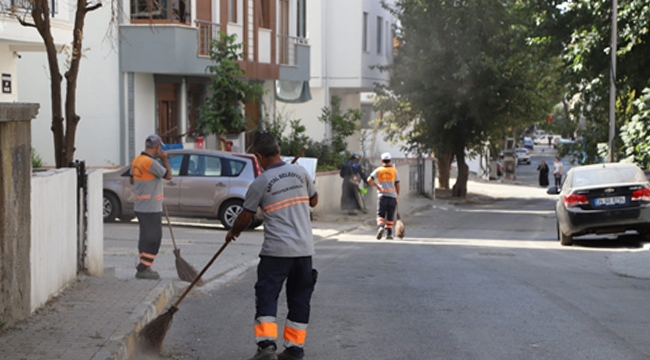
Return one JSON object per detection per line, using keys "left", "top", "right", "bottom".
{"left": 367, "top": 152, "right": 400, "bottom": 239}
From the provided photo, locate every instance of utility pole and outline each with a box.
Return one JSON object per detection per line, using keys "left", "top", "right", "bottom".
{"left": 608, "top": 0, "right": 617, "bottom": 162}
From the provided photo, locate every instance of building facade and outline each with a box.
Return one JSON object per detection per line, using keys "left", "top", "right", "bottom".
{"left": 17, "top": 0, "right": 310, "bottom": 166}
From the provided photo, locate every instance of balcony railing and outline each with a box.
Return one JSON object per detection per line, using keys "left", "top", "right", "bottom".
{"left": 277, "top": 35, "right": 308, "bottom": 66}
{"left": 196, "top": 20, "right": 219, "bottom": 57}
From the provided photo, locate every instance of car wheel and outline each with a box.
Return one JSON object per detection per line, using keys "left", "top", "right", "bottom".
{"left": 103, "top": 192, "right": 120, "bottom": 223}
{"left": 219, "top": 199, "right": 244, "bottom": 230}
{"left": 559, "top": 227, "right": 573, "bottom": 246}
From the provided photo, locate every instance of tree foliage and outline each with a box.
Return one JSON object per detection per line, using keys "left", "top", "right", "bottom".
{"left": 198, "top": 32, "right": 264, "bottom": 146}
{"left": 620, "top": 89, "right": 650, "bottom": 168}
{"left": 381, "top": 0, "right": 557, "bottom": 196}
{"left": 530, "top": 0, "right": 650, "bottom": 162}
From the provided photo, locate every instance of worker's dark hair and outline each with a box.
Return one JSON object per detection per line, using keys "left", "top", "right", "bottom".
{"left": 253, "top": 133, "right": 280, "bottom": 158}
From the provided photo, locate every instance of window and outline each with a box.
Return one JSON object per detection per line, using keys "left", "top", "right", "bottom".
{"left": 297, "top": 0, "right": 306, "bottom": 38}
{"left": 386, "top": 20, "right": 390, "bottom": 56}
{"left": 362, "top": 12, "right": 368, "bottom": 52}
{"left": 11, "top": 0, "right": 57, "bottom": 15}
{"left": 258, "top": 0, "right": 271, "bottom": 29}
{"left": 377, "top": 16, "right": 383, "bottom": 54}
{"left": 168, "top": 154, "right": 183, "bottom": 176}
{"left": 228, "top": 159, "right": 246, "bottom": 177}
{"left": 187, "top": 155, "right": 222, "bottom": 177}
{"left": 228, "top": 0, "right": 237, "bottom": 23}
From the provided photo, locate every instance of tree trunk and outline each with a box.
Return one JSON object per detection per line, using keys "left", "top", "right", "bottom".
{"left": 452, "top": 142, "right": 468, "bottom": 198}
{"left": 31, "top": 0, "right": 65, "bottom": 167}
{"left": 64, "top": 0, "right": 94, "bottom": 166}
{"left": 436, "top": 151, "right": 452, "bottom": 189}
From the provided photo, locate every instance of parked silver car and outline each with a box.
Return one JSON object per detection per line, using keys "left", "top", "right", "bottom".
{"left": 103, "top": 149, "right": 263, "bottom": 229}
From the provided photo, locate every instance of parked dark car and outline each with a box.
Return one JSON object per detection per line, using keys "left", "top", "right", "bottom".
{"left": 548, "top": 163, "right": 650, "bottom": 246}
{"left": 103, "top": 149, "right": 263, "bottom": 230}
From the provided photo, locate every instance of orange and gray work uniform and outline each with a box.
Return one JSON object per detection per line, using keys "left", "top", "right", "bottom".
{"left": 131, "top": 152, "right": 168, "bottom": 272}
{"left": 369, "top": 165, "right": 400, "bottom": 235}
{"left": 242, "top": 161, "right": 318, "bottom": 356}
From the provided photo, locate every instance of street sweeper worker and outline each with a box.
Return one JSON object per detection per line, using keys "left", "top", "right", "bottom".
{"left": 367, "top": 152, "right": 400, "bottom": 240}
{"left": 226, "top": 133, "right": 319, "bottom": 360}
{"left": 130, "top": 134, "right": 172, "bottom": 280}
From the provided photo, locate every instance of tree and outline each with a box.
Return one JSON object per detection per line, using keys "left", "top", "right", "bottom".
{"left": 7, "top": 0, "right": 102, "bottom": 167}
{"left": 382, "top": 0, "right": 557, "bottom": 196}
{"left": 620, "top": 89, "right": 650, "bottom": 169}
{"left": 197, "top": 32, "right": 264, "bottom": 150}
{"left": 530, "top": 0, "right": 650, "bottom": 161}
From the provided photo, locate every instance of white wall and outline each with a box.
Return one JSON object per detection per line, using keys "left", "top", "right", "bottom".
{"left": 86, "top": 169, "right": 104, "bottom": 277}
{"left": 30, "top": 169, "right": 77, "bottom": 312}
{"left": 133, "top": 73, "right": 156, "bottom": 153}
{"left": 17, "top": 5, "right": 120, "bottom": 167}
{"left": 0, "top": 42, "right": 18, "bottom": 102}
{"left": 276, "top": 87, "right": 328, "bottom": 141}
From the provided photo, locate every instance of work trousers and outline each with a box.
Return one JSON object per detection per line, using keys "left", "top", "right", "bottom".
{"left": 254, "top": 256, "right": 317, "bottom": 351}
{"left": 135, "top": 212, "right": 162, "bottom": 272}
{"left": 377, "top": 197, "right": 397, "bottom": 234}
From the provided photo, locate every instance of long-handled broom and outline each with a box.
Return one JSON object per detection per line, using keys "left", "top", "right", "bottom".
{"left": 137, "top": 238, "right": 232, "bottom": 352}
{"left": 163, "top": 203, "right": 203, "bottom": 286}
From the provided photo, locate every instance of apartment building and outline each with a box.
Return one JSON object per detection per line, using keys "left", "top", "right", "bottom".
{"left": 0, "top": 0, "right": 72, "bottom": 103}
{"left": 17, "top": 0, "right": 310, "bottom": 166}
{"left": 277, "top": 0, "right": 395, "bottom": 155}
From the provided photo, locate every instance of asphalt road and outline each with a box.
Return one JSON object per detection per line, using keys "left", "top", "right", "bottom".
{"left": 140, "top": 150, "right": 650, "bottom": 360}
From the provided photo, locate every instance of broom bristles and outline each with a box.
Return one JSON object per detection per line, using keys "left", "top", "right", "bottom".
{"left": 137, "top": 306, "right": 178, "bottom": 353}
{"left": 173, "top": 249, "right": 204, "bottom": 286}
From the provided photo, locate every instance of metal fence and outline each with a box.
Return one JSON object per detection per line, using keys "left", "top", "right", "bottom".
{"left": 277, "top": 35, "right": 308, "bottom": 65}
{"left": 409, "top": 159, "right": 425, "bottom": 196}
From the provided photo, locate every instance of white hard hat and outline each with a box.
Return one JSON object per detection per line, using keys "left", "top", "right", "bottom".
{"left": 381, "top": 152, "right": 392, "bottom": 161}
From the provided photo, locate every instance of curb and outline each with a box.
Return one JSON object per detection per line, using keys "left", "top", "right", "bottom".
{"left": 104, "top": 280, "right": 179, "bottom": 360}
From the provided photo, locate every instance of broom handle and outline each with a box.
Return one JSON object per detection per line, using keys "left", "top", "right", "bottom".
{"left": 291, "top": 145, "right": 308, "bottom": 164}
{"left": 163, "top": 203, "right": 178, "bottom": 250}
{"left": 173, "top": 239, "right": 231, "bottom": 307}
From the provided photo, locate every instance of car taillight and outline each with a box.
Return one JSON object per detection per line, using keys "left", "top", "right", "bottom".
{"left": 563, "top": 194, "right": 588, "bottom": 208}
{"left": 632, "top": 188, "right": 650, "bottom": 202}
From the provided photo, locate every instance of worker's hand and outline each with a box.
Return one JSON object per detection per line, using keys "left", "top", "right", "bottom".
{"left": 376, "top": 185, "right": 383, "bottom": 193}
{"left": 157, "top": 149, "right": 168, "bottom": 161}
{"left": 225, "top": 230, "right": 240, "bottom": 242}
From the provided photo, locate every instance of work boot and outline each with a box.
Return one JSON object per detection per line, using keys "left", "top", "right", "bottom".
{"left": 278, "top": 347, "right": 304, "bottom": 360}
{"left": 247, "top": 345, "right": 278, "bottom": 360}
{"left": 386, "top": 234, "right": 394, "bottom": 240}
{"left": 135, "top": 267, "right": 160, "bottom": 280}
{"left": 376, "top": 227, "right": 384, "bottom": 240}
{"left": 386, "top": 229, "right": 393, "bottom": 240}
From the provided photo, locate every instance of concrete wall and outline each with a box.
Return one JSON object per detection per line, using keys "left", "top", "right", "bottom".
{"left": 86, "top": 169, "right": 104, "bottom": 277}
{"left": 30, "top": 169, "right": 78, "bottom": 312}
{"left": 0, "top": 103, "right": 39, "bottom": 328}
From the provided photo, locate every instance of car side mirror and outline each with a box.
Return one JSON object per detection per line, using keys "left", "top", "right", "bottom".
{"left": 546, "top": 186, "right": 560, "bottom": 195}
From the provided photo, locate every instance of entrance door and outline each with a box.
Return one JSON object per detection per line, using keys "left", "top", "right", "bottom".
{"left": 156, "top": 83, "right": 179, "bottom": 144}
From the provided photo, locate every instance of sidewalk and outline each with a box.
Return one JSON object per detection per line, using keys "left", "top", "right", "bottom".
{"left": 2, "top": 184, "right": 649, "bottom": 360}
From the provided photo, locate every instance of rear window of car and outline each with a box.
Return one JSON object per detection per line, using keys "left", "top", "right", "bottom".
{"left": 227, "top": 159, "right": 247, "bottom": 177}
{"left": 572, "top": 167, "right": 646, "bottom": 187}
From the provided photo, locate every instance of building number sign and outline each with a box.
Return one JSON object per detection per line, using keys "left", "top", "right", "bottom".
{"left": 2, "top": 74, "right": 11, "bottom": 94}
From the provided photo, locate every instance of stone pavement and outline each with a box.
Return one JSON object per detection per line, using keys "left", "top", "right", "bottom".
{"left": 2, "top": 181, "right": 650, "bottom": 360}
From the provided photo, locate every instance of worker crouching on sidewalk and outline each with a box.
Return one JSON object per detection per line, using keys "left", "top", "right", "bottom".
{"left": 226, "top": 133, "right": 319, "bottom": 360}
{"left": 367, "top": 152, "right": 400, "bottom": 240}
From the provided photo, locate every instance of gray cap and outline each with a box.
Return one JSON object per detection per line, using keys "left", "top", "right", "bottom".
{"left": 145, "top": 134, "right": 164, "bottom": 148}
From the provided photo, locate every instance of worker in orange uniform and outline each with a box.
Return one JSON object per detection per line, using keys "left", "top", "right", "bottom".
{"left": 367, "top": 152, "right": 400, "bottom": 240}
{"left": 130, "top": 134, "right": 172, "bottom": 280}
{"left": 226, "top": 133, "right": 319, "bottom": 360}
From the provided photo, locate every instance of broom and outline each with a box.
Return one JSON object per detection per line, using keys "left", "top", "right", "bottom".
{"left": 164, "top": 203, "right": 203, "bottom": 286}
{"left": 137, "top": 238, "right": 232, "bottom": 353}
{"left": 395, "top": 204, "right": 405, "bottom": 239}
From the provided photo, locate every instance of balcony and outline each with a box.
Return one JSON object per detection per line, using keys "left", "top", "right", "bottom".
{"left": 196, "top": 20, "right": 219, "bottom": 57}
{"left": 130, "top": 0, "right": 190, "bottom": 24}
{"left": 277, "top": 35, "right": 310, "bottom": 82}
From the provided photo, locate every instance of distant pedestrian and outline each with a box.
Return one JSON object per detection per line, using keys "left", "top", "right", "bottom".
{"left": 367, "top": 153, "right": 400, "bottom": 240}
{"left": 537, "top": 160, "right": 549, "bottom": 187}
{"left": 547, "top": 136, "right": 552, "bottom": 148}
{"left": 552, "top": 157, "right": 564, "bottom": 188}
{"left": 226, "top": 133, "right": 319, "bottom": 360}
{"left": 130, "top": 134, "right": 172, "bottom": 280}
{"left": 339, "top": 153, "right": 367, "bottom": 215}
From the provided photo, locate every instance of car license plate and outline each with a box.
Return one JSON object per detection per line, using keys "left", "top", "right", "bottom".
{"left": 595, "top": 196, "right": 625, "bottom": 206}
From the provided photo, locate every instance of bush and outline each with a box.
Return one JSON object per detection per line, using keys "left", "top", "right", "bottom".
{"left": 32, "top": 148, "right": 43, "bottom": 169}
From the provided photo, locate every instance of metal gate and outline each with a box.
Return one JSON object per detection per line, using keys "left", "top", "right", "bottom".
{"left": 409, "top": 159, "right": 425, "bottom": 196}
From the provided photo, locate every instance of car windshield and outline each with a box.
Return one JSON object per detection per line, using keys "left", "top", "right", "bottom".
{"left": 571, "top": 166, "right": 646, "bottom": 187}
{"left": 517, "top": 149, "right": 527, "bottom": 153}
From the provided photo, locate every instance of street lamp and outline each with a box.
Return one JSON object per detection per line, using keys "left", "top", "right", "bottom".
{"left": 608, "top": 0, "right": 617, "bottom": 162}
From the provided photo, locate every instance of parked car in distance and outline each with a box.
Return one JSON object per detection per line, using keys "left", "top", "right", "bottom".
{"left": 516, "top": 148, "right": 531, "bottom": 165}
{"left": 523, "top": 137, "right": 534, "bottom": 150}
{"left": 547, "top": 163, "right": 650, "bottom": 246}
{"left": 103, "top": 149, "right": 263, "bottom": 230}
{"left": 553, "top": 137, "right": 575, "bottom": 149}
